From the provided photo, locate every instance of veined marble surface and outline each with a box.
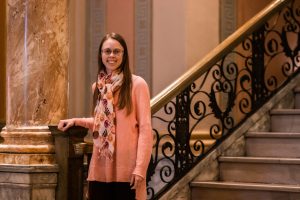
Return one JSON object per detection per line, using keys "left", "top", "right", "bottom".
{"left": 6, "top": 0, "right": 69, "bottom": 127}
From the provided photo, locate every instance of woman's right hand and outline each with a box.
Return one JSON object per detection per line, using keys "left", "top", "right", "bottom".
{"left": 57, "top": 119, "right": 75, "bottom": 132}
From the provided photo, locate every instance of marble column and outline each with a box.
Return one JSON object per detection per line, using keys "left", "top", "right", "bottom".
{"left": 0, "top": 0, "right": 5, "bottom": 124}
{"left": 0, "top": 0, "right": 68, "bottom": 199}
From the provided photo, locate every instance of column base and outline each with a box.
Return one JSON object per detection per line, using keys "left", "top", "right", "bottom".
{"left": 0, "top": 164, "right": 58, "bottom": 200}
{"left": 0, "top": 126, "right": 58, "bottom": 199}
{"left": 0, "top": 126, "right": 56, "bottom": 165}
{"left": 0, "top": 153, "right": 55, "bottom": 165}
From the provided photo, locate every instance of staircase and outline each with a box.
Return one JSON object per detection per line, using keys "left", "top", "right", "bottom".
{"left": 191, "top": 86, "right": 300, "bottom": 200}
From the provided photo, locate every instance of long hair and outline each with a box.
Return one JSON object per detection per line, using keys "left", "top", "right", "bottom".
{"left": 93, "top": 33, "right": 132, "bottom": 115}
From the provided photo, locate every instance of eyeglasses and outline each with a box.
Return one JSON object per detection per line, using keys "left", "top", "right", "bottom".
{"left": 101, "top": 48, "right": 124, "bottom": 56}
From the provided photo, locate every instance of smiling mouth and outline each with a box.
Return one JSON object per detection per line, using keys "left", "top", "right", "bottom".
{"left": 107, "top": 60, "right": 117, "bottom": 64}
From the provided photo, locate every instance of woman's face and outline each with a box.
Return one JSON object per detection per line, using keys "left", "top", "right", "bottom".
{"left": 101, "top": 38, "right": 124, "bottom": 74}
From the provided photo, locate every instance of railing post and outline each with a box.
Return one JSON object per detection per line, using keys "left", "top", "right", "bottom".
{"left": 50, "top": 126, "right": 88, "bottom": 200}
{"left": 252, "top": 25, "right": 267, "bottom": 108}
{"left": 175, "top": 86, "right": 191, "bottom": 174}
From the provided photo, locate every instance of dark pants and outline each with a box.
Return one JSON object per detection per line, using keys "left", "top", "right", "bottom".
{"left": 88, "top": 181, "right": 136, "bottom": 200}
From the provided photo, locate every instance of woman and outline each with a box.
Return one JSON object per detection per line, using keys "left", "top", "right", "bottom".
{"left": 58, "top": 33, "right": 153, "bottom": 200}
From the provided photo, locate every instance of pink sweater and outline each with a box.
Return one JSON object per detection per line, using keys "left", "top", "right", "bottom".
{"left": 75, "top": 75, "right": 153, "bottom": 200}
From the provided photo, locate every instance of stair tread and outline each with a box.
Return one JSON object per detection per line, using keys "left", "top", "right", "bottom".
{"left": 219, "top": 156, "right": 300, "bottom": 164}
{"left": 191, "top": 181, "right": 300, "bottom": 192}
{"left": 246, "top": 132, "right": 300, "bottom": 138}
{"left": 270, "top": 109, "right": 300, "bottom": 115}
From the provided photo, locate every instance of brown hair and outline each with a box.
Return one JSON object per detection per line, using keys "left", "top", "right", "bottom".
{"left": 93, "top": 33, "right": 132, "bottom": 115}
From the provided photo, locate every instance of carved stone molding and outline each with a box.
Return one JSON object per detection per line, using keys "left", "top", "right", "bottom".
{"left": 135, "top": 0, "right": 152, "bottom": 90}
{"left": 220, "top": 0, "right": 236, "bottom": 41}
{"left": 87, "top": 0, "right": 106, "bottom": 85}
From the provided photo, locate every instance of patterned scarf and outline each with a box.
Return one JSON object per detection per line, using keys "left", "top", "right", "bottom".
{"left": 92, "top": 71, "right": 123, "bottom": 160}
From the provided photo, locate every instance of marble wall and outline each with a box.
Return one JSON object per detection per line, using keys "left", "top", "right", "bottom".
{"left": 236, "top": 0, "right": 273, "bottom": 27}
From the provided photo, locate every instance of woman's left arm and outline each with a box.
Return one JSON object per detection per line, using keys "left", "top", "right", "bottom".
{"left": 132, "top": 78, "right": 153, "bottom": 181}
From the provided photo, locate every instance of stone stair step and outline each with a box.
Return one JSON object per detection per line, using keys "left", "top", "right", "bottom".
{"left": 219, "top": 157, "right": 300, "bottom": 184}
{"left": 191, "top": 181, "right": 300, "bottom": 200}
{"left": 245, "top": 132, "right": 300, "bottom": 158}
{"left": 270, "top": 109, "right": 300, "bottom": 132}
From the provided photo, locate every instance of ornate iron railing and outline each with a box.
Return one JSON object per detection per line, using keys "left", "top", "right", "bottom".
{"left": 146, "top": 0, "right": 300, "bottom": 199}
